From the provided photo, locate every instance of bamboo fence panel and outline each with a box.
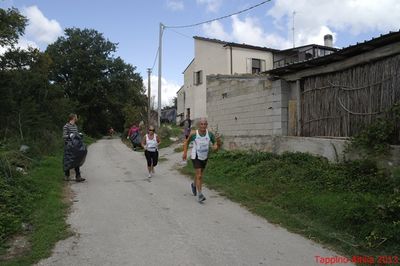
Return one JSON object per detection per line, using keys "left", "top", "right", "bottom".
{"left": 301, "top": 54, "right": 400, "bottom": 141}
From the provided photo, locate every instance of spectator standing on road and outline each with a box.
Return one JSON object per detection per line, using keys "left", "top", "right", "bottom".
{"left": 141, "top": 126, "right": 161, "bottom": 179}
{"left": 182, "top": 118, "right": 220, "bottom": 202}
{"left": 63, "top": 113, "right": 85, "bottom": 182}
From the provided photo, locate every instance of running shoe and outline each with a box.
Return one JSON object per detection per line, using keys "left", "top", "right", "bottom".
{"left": 191, "top": 183, "right": 197, "bottom": 196}
{"left": 198, "top": 193, "right": 206, "bottom": 202}
{"left": 148, "top": 173, "right": 152, "bottom": 178}
{"left": 75, "top": 176, "right": 86, "bottom": 182}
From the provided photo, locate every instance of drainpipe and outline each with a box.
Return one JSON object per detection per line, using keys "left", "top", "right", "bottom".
{"left": 230, "top": 46, "right": 233, "bottom": 74}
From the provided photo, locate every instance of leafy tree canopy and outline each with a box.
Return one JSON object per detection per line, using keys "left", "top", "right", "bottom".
{"left": 0, "top": 7, "right": 27, "bottom": 46}
{"left": 46, "top": 28, "right": 146, "bottom": 136}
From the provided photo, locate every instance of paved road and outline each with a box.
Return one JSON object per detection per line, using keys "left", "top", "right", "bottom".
{"left": 37, "top": 139, "right": 351, "bottom": 266}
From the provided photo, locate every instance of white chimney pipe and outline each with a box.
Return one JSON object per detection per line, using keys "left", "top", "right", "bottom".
{"left": 324, "top": 34, "right": 333, "bottom": 47}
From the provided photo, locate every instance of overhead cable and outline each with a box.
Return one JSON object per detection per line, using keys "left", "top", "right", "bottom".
{"left": 165, "top": 0, "right": 272, "bottom": 29}
{"left": 151, "top": 47, "right": 159, "bottom": 71}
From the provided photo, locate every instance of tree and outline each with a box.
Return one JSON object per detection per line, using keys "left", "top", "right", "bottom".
{"left": 0, "top": 7, "right": 27, "bottom": 46}
{"left": 46, "top": 28, "right": 146, "bottom": 136}
{"left": 0, "top": 47, "right": 75, "bottom": 141}
{"left": 0, "top": 8, "right": 74, "bottom": 145}
{"left": 172, "top": 96, "right": 177, "bottom": 108}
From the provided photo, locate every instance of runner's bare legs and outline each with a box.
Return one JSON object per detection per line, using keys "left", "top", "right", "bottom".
{"left": 195, "top": 168, "right": 204, "bottom": 194}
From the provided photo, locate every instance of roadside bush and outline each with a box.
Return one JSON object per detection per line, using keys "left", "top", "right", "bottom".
{"left": 29, "top": 129, "right": 62, "bottom": 156}
{"left": 158, "top": 125, "right": 171, "bottom": 139}
{"left": 0, "top": 130, "right": 62, "bottom": 249}
{"left": 347, "top": 101, "right": 400, "bottom": 157}
{"left": 0, "top": 158, "right": 35, "bottom": 248}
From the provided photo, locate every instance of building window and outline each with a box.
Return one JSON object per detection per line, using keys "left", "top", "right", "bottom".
{"left": 252, "top": 59, "right": 261, "bottom": 74}
{"left": 247, "top": 58, "right": 266, "bottom": 74}
{"left": 194, "top": 70, "right": 203, "bottom": 85}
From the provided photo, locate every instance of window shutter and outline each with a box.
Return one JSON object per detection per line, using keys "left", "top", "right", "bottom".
{"left": 193, "top": 72, "right": 196, "bottom": 85}
{"left": 246, "top": 58, "right": 252, "bottom": 73}
{"left": 199, "top": 71, "right": 203, "bottom": 84}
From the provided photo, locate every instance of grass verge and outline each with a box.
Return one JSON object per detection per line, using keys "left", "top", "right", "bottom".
{"left": 0, "top": 153, "right": 71, "bottom": 266}
{"left": 180, "top": 150, "right": 400, "bottom": 263}
{"left": 0, "top": 135, "right": 95, "bottom": 265}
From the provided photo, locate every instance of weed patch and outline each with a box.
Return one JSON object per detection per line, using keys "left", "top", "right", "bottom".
{"left": 0, "top": 153, "right": 71, "bottom": 265}
{"left": 181, "top": 151, "right": 400, "bottom": 257}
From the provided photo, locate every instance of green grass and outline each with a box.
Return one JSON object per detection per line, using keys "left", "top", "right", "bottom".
{"left": 0, "top": 135, "right": 95, "bottom": 265}
{"left": 0, "top": 153, "right": 71, "bottom": 266}
{"left": 180, "top": 150, "right": 400, "bottom": 260}
{"left": 158, "top": 138, "right": 173, "bottom": 149}
{"left": 158, "top": 123, "right": 183, "bottom": 149}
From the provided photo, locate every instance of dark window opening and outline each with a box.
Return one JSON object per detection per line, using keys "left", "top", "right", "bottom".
{"left": 252, "top": 59, "right": 261, "bottom": 74}
{"left": 194, "top": 70, "right": 203, "bottom": 85}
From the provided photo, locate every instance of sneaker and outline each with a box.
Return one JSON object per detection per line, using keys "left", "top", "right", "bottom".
{"left": 191, "top": 183, "right": 197, "bottom": 196}
{"left": 198, "top": 193, "right": 206, "bottom": 202}
{"left": 148, "top": 173, "right": 152, "bottom": 178}
{"left": 75, "top": 176, "right": 86, "bottom": 182}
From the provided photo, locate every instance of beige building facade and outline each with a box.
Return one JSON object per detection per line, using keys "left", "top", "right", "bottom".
{"left": 177, "top": 36, "right": 277, "bottom": 122}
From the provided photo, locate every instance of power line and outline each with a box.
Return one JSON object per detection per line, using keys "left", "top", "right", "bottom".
{"left": 165, "top": 0, "right": 272, "bottom": 29}
{"left": 152, "top": 0, "right": 272, "bottom": 127}
{"left": 150, "top": 47, "right": 159, "bottom": 71}
{"left": 150, "top": 0, "right": 271, "bottom": 70}
{"left": 168, "top": 28, "right": 192, "bottom": 39}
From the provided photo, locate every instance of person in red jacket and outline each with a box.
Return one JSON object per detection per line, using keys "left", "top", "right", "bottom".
{"left": 127, "top": 123, "right": 140, "bottom": 150}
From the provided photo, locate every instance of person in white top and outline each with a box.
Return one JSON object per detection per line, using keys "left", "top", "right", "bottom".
{"left": 141, "top": 126, "right": 161, "bottom": 178}
{"left": 182, "top": 118, "right": 220, "bottom": 202}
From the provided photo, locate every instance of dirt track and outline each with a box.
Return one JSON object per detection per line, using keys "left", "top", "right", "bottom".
{"left": 37, "top": 138, "right": 351, "bottom": 266}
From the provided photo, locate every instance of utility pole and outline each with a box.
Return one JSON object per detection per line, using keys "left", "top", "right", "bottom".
{"left": 157, "top": 23, "right": 164, "bottom": 129}
{"left": 147, "top": 68, "right": 151, "bottom": 127}
{"left": 292, "top": 11, "right": 296, "bottom": 48}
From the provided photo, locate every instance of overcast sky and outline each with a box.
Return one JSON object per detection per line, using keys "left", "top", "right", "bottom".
{"left": 1, "top": 0, "right": 399, "bottom": 107}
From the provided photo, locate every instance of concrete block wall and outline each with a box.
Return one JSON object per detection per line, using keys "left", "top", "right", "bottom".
{"left": 223, "top": 135, "right": 347, "bottom": 161}
{"left": 222, "top": 135, "right": 400, "bottom": 165}
{"left": 206, "top": 74, "right": 288, "bottom": 136}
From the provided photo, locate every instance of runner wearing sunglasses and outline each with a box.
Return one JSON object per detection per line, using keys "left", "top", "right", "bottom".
{"left": 141, "top": 126, "right": 161, "bottom": 178}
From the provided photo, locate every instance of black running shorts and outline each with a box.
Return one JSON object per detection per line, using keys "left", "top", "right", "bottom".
{"left": 191, "top": 155, "right": 208, "bottom": 169}
{"left": 144, "top": 150, "right": 158, "bottom": 167}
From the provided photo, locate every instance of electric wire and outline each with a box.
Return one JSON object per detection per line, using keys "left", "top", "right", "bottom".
{"left": 150, "top": 47, "right": 159, "bottom": 72}
{"left": 168, "top": 28, "right": 192, "bottom": 39}
{"left": 149, "top": 0, "right": 272, "bottom": 71}
{"left": 164, "top": 0, "right": 271, "bottom": 29}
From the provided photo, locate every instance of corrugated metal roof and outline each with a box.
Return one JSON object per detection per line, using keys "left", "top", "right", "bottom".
{"left": 267, "top": 30, "right": 400, "bottom": 76}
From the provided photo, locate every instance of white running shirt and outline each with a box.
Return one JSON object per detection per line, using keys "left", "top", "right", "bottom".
{"left": 191, "top": 130, "right": 211, "bottom": 160}
{"left": 146, "top": 134, "right": 158, "bottom": 152}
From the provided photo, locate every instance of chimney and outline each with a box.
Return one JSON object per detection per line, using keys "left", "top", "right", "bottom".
{"left": 324, "top": 34, "right": 333, "bottom": 47}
